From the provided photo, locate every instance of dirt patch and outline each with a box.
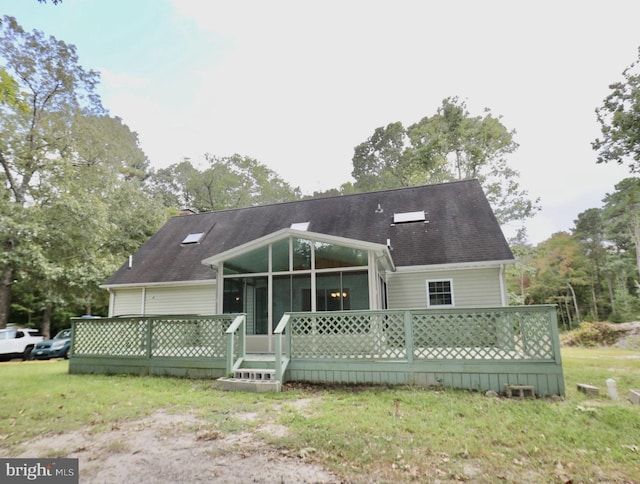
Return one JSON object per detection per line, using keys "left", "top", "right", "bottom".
{"left": 16, "top": 410, "right": 340, "bottom": 483}
{"left": 613, "top": 321, "right": 640, "bottom": 350}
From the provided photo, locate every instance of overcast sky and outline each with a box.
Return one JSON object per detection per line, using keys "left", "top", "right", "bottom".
{"left": 4, "top": 0, "right": 640, "bottom": 243}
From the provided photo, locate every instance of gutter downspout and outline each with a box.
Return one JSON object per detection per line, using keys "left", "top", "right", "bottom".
{"left": 499, "top": 264, "right": 507, "bottom": 306}
{"left": 107, "top": 288, "right": 114, "bottom": 317}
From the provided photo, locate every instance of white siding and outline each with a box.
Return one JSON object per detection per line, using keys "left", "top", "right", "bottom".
{"left": 110, "top": 284, "right": 217, "bottom": 317}
{"left": 144, "top": 284, "right": 217, "bottom": 315}
{"left": 111, "top": 288, "right": 143, "bottom": 316}
{"left": 387, "top": 267, "right": 503, "bottom": 309}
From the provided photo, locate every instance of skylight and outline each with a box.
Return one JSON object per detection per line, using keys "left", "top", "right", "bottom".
{"left": 290, "top": 221, "right": 310, "bottom": 231}
{"left": 393, "top": 210, "right": 426, "bottom": 224}
{"left": 181, "top": 232, "right": 204, "bottom": 244}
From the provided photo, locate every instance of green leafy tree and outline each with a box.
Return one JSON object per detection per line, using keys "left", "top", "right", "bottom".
{"left": 593, "top": 47, "right": 640, "bottom": 171}
{"left": 596, "top": 177, "right": 640, "bottom": 321}
{"left": 149, "top": 154, "right": 301, "bottom": 212}
{"left": 572, "top": 208, "right": 612, "bottom": 320}
{"left": 505, "top": 240, "right": 537, "bottom": 305}
{"left": 28, "top": 161, "right": 165, "bottom": 335}
{"left": 0, "top": 15, "right": 99, "bottom": 326}
{"left": 602, "top": 177, "right": 640, "bottom": 278}
{"left": 527, "top": 232, "right": 590, "bottom": 329}
{"left": 0, "top": 16, "right": 162, "bottom": 329}
{"left": 0, "top": 15, "right": 104, "bottom": 326}
{"left": 69, "top": 114, "right": 151, "bottom": 179}
{"left": 0, "top": 68, "right": 26, "bottom": 111}
{"left": 308, "top": 182, "right": 358, "bottom": 199}
{"left": 351, "top": 97, "right": 539, "bottom": 226}
{"left": 351, "top": 122, "right": 435, "bottom": 191}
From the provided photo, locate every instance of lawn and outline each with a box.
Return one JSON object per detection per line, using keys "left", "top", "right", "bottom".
{"left": 1, "top": 347, "right": 639, "bottom": 482}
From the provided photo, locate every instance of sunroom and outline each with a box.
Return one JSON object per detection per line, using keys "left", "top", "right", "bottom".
{"left": 201, "top": 228, "right": 395, "bottom": 353}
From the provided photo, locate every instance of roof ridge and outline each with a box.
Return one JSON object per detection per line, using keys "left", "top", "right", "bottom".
{"left": 172, "top": 179, "right": 480, "bottom": 218}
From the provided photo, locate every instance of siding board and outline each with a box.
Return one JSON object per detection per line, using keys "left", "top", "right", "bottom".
{"left": 145, "top": 284, "right": 216, "bottom": 315}
{"left": 387, "top": 267, "right": 503, "bottom": 309}
{"left": 112, "top": 285, "right": 216, "bottom": 316}
{"left": 112, "top": 289, "right": 143, "bottom": 316}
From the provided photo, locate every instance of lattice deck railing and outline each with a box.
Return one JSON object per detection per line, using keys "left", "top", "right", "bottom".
{"left": 69, "top": 306, "right": 563, "bottom": 395}
{"left": 71, "top": 315, "right": 237, "bottom": 359}
{"left": 281, "top": 306, "right": 560, "bottom": 361}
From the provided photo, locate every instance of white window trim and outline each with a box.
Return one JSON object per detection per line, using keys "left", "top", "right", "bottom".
{"left": 393, "top": 210, "right": 425, "bottom": 224}
{"left": 426, "top": 278, "right": 455, "bottom": 307}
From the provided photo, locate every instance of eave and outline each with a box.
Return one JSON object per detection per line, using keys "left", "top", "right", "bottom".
{"left": 393, "top": 259, "right": 516, "bottom": 273}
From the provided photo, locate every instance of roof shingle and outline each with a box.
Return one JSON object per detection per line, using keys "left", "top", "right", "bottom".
{"left": 103, "top": 180, "right": 513, "bottom": 286}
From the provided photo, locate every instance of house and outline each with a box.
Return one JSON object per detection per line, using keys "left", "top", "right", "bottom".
{"left": 78, "top": 180, "right": 563, "bottom": 395}
{"left": 101, "top": 180, "right": 515, "bottom": 353}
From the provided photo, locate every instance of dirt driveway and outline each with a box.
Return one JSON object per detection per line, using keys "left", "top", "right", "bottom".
{"left": 16, "top": 409, "right": 341, "bottom": 483}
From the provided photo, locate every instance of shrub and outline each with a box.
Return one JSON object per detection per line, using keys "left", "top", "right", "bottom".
{"left": 561, "top": 322, "right": 622, "bottom": 347}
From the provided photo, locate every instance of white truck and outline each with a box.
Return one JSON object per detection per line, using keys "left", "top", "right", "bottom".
{"left": 0, "top": 327, "right": 44, "bottom": 361}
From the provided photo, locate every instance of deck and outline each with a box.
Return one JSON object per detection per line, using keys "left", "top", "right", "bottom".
{"left": 68, "top": 305, "right": 565, "bottom": 396}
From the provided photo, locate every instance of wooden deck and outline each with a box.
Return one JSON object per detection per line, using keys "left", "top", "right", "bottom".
{"left": 69, "top": 305, "right": 565, "bottom": 396}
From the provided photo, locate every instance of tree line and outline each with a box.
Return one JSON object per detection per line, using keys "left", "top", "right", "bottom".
{"left": 508, "top": 177, "right": 640, "bottom": 327}
{"left": 509, "top": 46, "right": 640, "bottom": 326}
{"left": 1, "top": 15, "right": 639, "bottom": 335}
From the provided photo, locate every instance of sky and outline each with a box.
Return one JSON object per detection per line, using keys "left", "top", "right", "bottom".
{"left": 3, "top": 0, "right": 640, "bottom": 244}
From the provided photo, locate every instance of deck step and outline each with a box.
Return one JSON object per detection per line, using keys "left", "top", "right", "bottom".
{"left": 577, "top": 383, "right": 600, "bottom": 396}
{"left": 233, "top": 368, "right": 276, "bottom": 381}
{"left": 505, "top": 384, "right": 535, "bottom": 398}
{"left": 215, "top": 376, "right": 281, "bottom": 393}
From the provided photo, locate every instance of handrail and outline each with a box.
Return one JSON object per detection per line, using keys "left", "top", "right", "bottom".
{"left": 225, "top": 314, "right": 246, "bottom": 375}
{"left": 226, "top": 314, "right": 246, "bottom": 334}
{"left": 274, "top": 314, "right": 291, "bottom": 382}
{"left": 273, "top": 313, "right": 290, "bottom": 334}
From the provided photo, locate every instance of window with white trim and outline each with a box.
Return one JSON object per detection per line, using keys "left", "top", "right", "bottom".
{"left": 426, "top": 279, "right": 454, "bottom": 307}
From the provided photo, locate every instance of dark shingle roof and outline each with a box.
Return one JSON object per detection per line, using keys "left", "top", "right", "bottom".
{"left": 103, "top": 180, "right": 513, "bottom": 286}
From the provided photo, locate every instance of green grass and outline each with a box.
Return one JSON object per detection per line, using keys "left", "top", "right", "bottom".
{"left": 1, "top": 350, "right": 639, "bottom": 482}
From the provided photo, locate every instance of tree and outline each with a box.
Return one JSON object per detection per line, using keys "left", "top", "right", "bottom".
{"left": 1, "top": 16, "right": 103, "bottom": 326}
{"left": 602, "top": 177, "right": 640, "bottom": 279}
{"left": 149, "top": 154, "right": 301, "bottom": 212}
{"left": 350, "top": 122, "right": 437, "bottom": 191}
{"left": 0, "top": 16, "right": 160, "bottom": 328}
{"left": 0, "top": 16, "right": 93, "bottom": 324}
{"left": 527, "top": 232, "right": 590, "bottom": 329}
{"left": 593, "top": 47, "right": 640, "bottom": 171}
{"left": 24, "top": 159, "right": 166, "bottom": 336}
{"left": 505, "top": 240, "right": 537, "bottom": 305}
{"left": 573, "top": 208, "right": 612, "bottom": 320}
{"left": 69, "top": 114, "right": 151, "bottom": 179}
{"left": 351, "top": 97, "right": 539, "bottom": 226}
{"left": 0, "top": 15, "right": 102, "bottom": 326}
{"left": 308, "top": 182, "right": 358, "bottom": 199}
